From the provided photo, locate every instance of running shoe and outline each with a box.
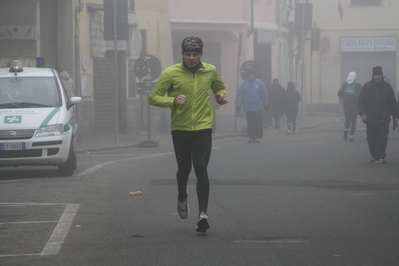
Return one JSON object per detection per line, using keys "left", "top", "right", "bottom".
{"left": 374, "top": 158, "right": 386, "bottom": 164}
{"left": 177, "top": 199, "right": 189, "bottom": 219}
{"left": 349, "top": 135, "right": 355, "bottom": 141}
{"left": 196, "top": 212, "right": 210, "bottom": 233}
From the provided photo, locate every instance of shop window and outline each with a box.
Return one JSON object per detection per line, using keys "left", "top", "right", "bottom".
{"left": 351, "top": 0, "right": 381, "bottom": 5}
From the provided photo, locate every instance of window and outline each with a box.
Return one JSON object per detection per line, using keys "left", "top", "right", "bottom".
{"left": 351, "top": 0, "right": 381, "bottom": 5}
{"left": 0, "top": 77, "right": 60, "bottom": 107}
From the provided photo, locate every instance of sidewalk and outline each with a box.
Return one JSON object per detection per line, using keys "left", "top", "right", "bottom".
{"left": 76, "top": 113, "right": 341, "bottom": 153}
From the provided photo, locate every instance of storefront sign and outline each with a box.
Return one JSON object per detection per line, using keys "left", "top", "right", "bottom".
{"left": 255, "top": 30, "right": 275, "bottom": 45}
{"left": 105, "top": 40, "right": 127, "bottom": 51}
{"left": 0, "top": 25, "right": 35, "bottom": 40}
{"left": 341, "top": 37, "right": 396, "bottom": 52}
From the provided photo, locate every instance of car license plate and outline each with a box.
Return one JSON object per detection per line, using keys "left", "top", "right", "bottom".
{"left": 0, "top": 143, "right": 25, "bottom": 150}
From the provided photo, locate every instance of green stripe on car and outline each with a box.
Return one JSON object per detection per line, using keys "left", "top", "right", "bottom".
{"left": 40, "top": 107, "right": 60, "bottom": 127}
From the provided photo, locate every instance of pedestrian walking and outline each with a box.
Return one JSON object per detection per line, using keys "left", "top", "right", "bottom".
{"left": 284, "top": 82, "right": 301, "bottom": 135}
{"left": 358, "top": 66, "right": 399, "bottom": 164}
{"left": 149, "top": 36, "right": 228, "bottom": 233}
{"left": 269, "top": 78, "right": 286, "bottom": 129}
{"left": 236, "top": 69, "right": 269, "bottom": 143}
{"left": 337, "top": 71, "right": 362, "bottom": 141}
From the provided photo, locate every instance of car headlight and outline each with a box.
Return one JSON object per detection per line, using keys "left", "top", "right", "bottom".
{"left": 36, "top": 124, "right": 64, "bottom": 137}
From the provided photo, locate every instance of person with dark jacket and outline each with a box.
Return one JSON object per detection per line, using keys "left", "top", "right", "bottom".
{"left": 269, "top": 78, "right": 286, "bottom": 129}
{"left": 236, "top": 70, "right": 269, "bottom": 143}
{"left": 284, "top": 82, "right": 301, "bottom": 135}
{"left": 358, "top": 66, "right": 399, "bottom": 164}
{"left": 337, "top": 71, "right": 362, "bottom": 141}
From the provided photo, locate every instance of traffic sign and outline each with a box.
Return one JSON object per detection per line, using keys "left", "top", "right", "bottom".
{"left": 320, "top": 37, "right": 330, "bottom": 53}
{"left": 133, "top": 54, "right": 162, "bottom": 82}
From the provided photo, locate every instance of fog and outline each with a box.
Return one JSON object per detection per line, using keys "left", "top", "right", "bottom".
{"left": 1, "top": 2, "right": 399, "bottom": 264}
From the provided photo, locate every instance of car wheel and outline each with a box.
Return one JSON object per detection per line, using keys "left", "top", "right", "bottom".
{"left": 58, "top": 142, "right": 77, "bottom": 176}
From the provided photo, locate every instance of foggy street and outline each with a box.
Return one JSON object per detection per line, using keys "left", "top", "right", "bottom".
{"left": 1, "top": 0, "right": 398, "bottom": 265}
{"left": 1, "top": 117, "right": 399, "bottom": 266}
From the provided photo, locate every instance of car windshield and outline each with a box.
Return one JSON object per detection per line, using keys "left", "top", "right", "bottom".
{"left": 0, "top": 77, "right": 61, "bottom": 108}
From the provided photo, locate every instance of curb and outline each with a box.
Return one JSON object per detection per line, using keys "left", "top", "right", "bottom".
{"left": 77, "top": 118, "right": 339, "bottom": 153}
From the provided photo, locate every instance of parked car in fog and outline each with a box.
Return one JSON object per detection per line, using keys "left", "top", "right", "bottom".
{"left": 0, "top": 60, "right": 81, "bottom": 176}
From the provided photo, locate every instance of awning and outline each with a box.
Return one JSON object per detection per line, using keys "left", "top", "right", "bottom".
{"left": 86, "top": 3, "right": 103, "bottom": 11}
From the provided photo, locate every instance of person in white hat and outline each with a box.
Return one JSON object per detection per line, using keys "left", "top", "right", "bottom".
{"left": 337, "top": 71, "right": 362, "bottom": 141}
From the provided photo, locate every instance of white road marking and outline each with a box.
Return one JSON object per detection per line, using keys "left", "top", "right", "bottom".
{"left": 0, "top": 202, "right": 79, "bottom": 257}
{"left": 78, "top": 152, "right": 174, "bottom": 176}
{"left": 41, "top": 204, "right": 80, "bottom": 255}
{"left": 0, "top": 221, "right": 58, "bottom": 225}
{"left": 0, "top": 202, "right": 72, "bottom": 206}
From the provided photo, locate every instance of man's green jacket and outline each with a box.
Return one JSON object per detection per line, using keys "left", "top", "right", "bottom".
{"left": 149, "top": 62, "right": 227, "bottom": 131}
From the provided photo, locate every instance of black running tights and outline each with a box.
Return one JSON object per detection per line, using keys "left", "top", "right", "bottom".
{"left": 172, "top": 131, "right": 212, "bottom": 214}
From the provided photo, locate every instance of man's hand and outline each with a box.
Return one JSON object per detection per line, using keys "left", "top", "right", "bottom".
{"left": 216, "top": 93, "right": 229, "bottom": 105}
{"left": 264, "top": 106, "right": 269, "bottom": 112}
{"left": 174, "top": 94, "right": 186, "bottom": 106}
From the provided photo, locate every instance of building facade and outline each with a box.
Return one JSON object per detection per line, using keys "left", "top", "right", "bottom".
{"left": 305, "top": 0, "right": 399, "bottom": 113}
{"left": 1, "top": 0, "right": 314, "bottom": 135}
{"left": 167, "top": 0, "right": 295, "bottom": 130}
{"left": 0, "top": 0, "right": 173, "bottom": 139}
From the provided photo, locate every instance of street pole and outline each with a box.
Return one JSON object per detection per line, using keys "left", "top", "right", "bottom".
{"left": 320, "top": 53, "right": 323, "bottom": 112}
{"left": 301, "top": 0, "right": 305, "bottom": 118}
{"left": 113, "top": 0, "right": 119, "bottom": 144}
{"left": 234, "top": 33, "right": 242, "bottom": 133}
{"left": 310, "top": 44, "right": 313, "bottom": 114}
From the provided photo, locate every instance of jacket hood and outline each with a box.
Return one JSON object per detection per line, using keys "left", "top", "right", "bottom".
{"left": 346, "top": 72, "right": 357, "bottom": 83}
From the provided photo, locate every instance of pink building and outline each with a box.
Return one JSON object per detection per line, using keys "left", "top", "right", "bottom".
{"left": 168, "top": 0, "right": 290, "bottom": 129}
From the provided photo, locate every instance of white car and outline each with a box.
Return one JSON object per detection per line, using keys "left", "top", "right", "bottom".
{"left": 0, "top": 60, "right": 82, "bottom": 176}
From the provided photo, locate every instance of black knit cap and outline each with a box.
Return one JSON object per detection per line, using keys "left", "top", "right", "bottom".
{"left": 372, "top": 66, "right": 383, "bottom": 76}
{"left": 181, "top": 36, "right": 203, "bottom": 53}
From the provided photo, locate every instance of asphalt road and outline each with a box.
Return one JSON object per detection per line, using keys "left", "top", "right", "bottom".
{"left": 1, "top": 119, "right": 399, "bottom": 266}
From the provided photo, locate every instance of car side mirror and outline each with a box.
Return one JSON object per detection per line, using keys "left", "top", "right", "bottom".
{"left": 69, "top": 96, "right": 82, "bottom": 107}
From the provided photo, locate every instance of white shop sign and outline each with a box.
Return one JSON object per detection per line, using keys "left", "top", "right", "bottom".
{"left": 341, "top": 37, "right": 396, "bottom": 52}
{"left": 0, "top": 25, "right": 35, "bottom": 40}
